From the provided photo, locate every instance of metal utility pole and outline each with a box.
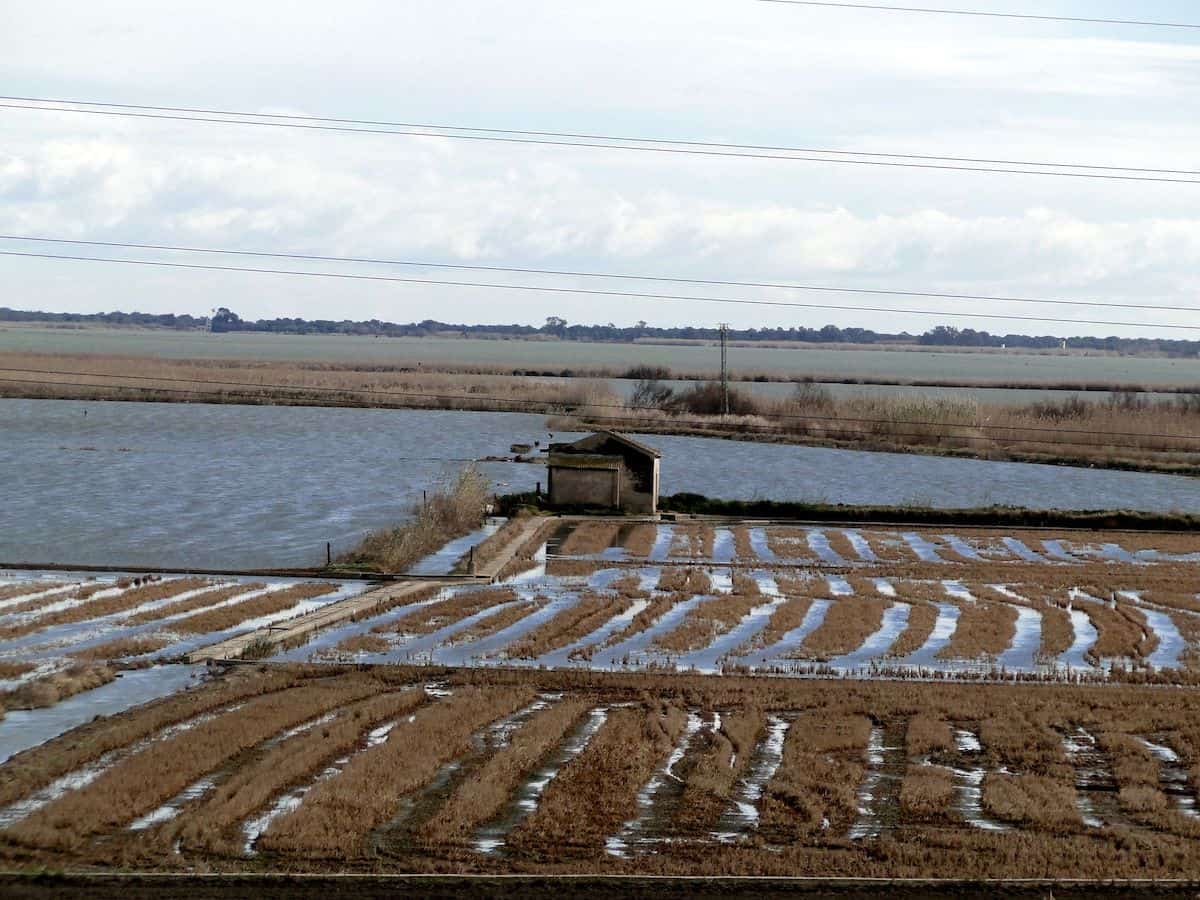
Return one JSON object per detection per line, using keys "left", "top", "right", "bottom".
{"left": 719, "top": 323, "right": 730, "bottom": 416}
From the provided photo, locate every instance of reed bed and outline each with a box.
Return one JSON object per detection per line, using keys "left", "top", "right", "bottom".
{"left": 0, "top": 666, "right": 318, "bottom": 810}
{"left": 507, "top": 703, "right": 688, "bottom": 851}
{"left": 170, "top": 583, "right": 337, "bottom": 635}
{"left": 126, "top": 583, "right": 265, "bottom": 625}
{"left": 0, "top": 661, "right": 34, "bottom": 679}
{"left": 750, "top": 597, "right": 814, "bottom": 650}
{"left": 860, "top": 531, "right": 916, "bottom": 564}
{"left": 496, "top": 520, "right": 559, "bottom": 582}
{"left": 374, "top": 588, "right": 516, "bottom": 636}
{"left": 506, "top": 596, "right": 631, "bottom": 659}
{"left": 174, "top": 688, "right": 426, "bottom": 855}
{"left": 0, "top": 583, "right": 111, "bottom": 617}
{"left": 820, "top": 530, "right": 861, "bottom": 563}
{"left": 907, "top": 716, "right": 954, "bottom": 756}
{"left": 938, "top": 602, "right": 1018, "bottom": 661}
{"left": 620, "top": 524, "right": 658, "bottom": 558}
{"left": 8, "top": 675, "right": 389, "bottom": 847}
{"left": 0, "top": 577, "right": 213, "bottom": 641}
{"left": 655, "top": 595, "right": 762, "bottom": 655}
{"left": 796, "top": 597, "right": 890, "bottom": 660}
{"left": 340, "top": 467, "right": 491, "bottom": 573}
{"left": 419, "top": 698, "right": 592, "bottom": 844}
{"left": 901, "top": 765, "right": 955, "bottom": 823}
{"left": 733, "top": 527, "right": 755, "bottom": 562}
{"left": 558, "top": 523, "right": 622, "bottom": 557}
{"left": 1080, "top": 601, "right": 1152, "bottom": 664}
{"left": 453, "top": 602, "right": 539, "bottom": 646}
{"left": 0, "top": 582, "right": 68, "bottom": 603}
{"left": 69, "top": 635, "right": 170, "bottom": 662}
{"left": 981, "top": 774, "right": 1082, "bottom": 833}
{"left": 656, "top": 568, "right": 711, "bottom": 595}
{"left": 1, "top": 664, "right": 115, "bottom": 711}
{"left": 588, "top": 597, "right": 678, "bottom": 656}
{"left": 760, "top": 714, "right": 872, "bottom": 842}
{"left": 257, "top": 686, "right": 534, "bottom": 857}
{"left": 886, "top": 602, "right": 940, "bottom": 658}
{"left": 764, "top": 528, "right": 814, "bottom": 562}
{"left": 673, "top": 708, "right": 763, "bottom": 833}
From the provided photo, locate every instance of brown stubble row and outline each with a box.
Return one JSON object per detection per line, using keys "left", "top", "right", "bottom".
{"left": 169, "top": 583, "right": 338, "bottom": 635}
{"left": 68, "top": 635, "right": 170, "bottom": 662}
{"left": 506, "top": 703, "right": 688, "bottom": 852}
{"left": 373, "top": 588, "right": 516, "bottom": 636}
{"left": 672, "top": 708, "right": 764, "bottom": 834}
{"left": 171, "top": 687, "right": 428, "bottom": 856}
{"left": 795, "top": 596, "right": 890, "bottom": 659}
{"left": 620, "top": 524, "right": 658, "bottom": 558}
{"left": 0, "top": 582, "right": 68, "bottom": 604}
{"left": 1082, "top": 600, "right": 1156, "bottom": 664}
{"left": 506, "top": 595, "right": 633, "bottom": 659}
{"left": 670, "top": 525, "right": 715, "bottom": 560}
{"left": 748, "top": 596, "right": 813, "bottom": 650}
{"left": 448, "top": 602, "right": 538, "bottom": 648}
{"left": 256, "top": 685, "right": 535, "bottom": 857}
{"left": 886, "top": 602, "right": 940, "bottom": 658}
{"left": 938, "top": 601, "right": 1018, "bottom": 661}
{"left": 0, "top": 578, "right": 215, "bottom": 641}
{"left": 0, "top": 583, "right": 110, "bottom": 618}
{"left": 5, "top": 672, "right": 397, "bottom": 849}
{"left": 558, "top": 522, "right": 622, "bottom": 557}
{"left": 0, "top": 664, "right": 116, "bottom": 714}
{"left": 126, "top": 583, "right": 267, "bottom": 625}
{"left": 418, "top": 697, "right": 593, "bottom": 845}
{"left": 654, "top": 595, "right": 762, "bottom": 655}
{"left": 656, "top": 567, "right": 712, "bottom": 595}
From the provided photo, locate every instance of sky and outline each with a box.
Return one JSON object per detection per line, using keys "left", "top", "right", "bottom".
{"left": 2, "top": 0, "right": 1200, "bottom": 338}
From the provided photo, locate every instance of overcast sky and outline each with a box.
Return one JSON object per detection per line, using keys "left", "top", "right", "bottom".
{"left": 2, "top": 0, "right": 1200, "bottom": 337}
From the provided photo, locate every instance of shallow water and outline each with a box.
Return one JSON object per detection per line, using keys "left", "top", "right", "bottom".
{"left": 677, "top": 594, "right": 786, "bottom": 674}
{"left": 997, "top": 606, "right": 1042, "bottom": 671}
{"left": 1060, "top": 608, "right": 1100, "bottom": 671}
{"left": 1141, "top": 608, "right": 1187, "bottom": 670}
{"left": 831, "top": 603, "right": 911, "bottom": 672}
{"left": 1141, "top": 738, "right": 1200, "bottom": 821}
{"left": 8, "top": 398, "right": 1200, "bottom": 568}
{"left": 747, "top": 529, "right": 777, "bottom": 563}
{"left": 900, "top": 603, "right": 961, "bottom": 668}
{"left": 407, "top": 520, "right": 503, "bottom": 576}
{"left": 0, "top": 664, "right": 201, "bottom": 764}
{"left": 741, "top": 599, "right": 832, "bottom": 669}
{"left": 714, "top": 716, "right": 790, "bottom": 842}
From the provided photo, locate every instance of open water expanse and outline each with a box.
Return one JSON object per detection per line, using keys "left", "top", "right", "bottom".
{"left": 3, "top": 398, "right": 1200, "bottom": 569}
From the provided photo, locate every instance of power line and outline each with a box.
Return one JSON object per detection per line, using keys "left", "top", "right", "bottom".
{"left": 754, "top": 1, "right": 1200, "bottom": 30}
{"left": 3, "top": 365, "right": 1199, "bottom": 448}
{"left": 4, "top": 94, "right": 1199, "bottom": 178}
{"left": 2, "top": 249, "right": 1197, "bottom": 333}
{"left": 4, "top": 99, "right": 1199, "bottom": 186}
{"left": 0, "top": 233, "right": 1193, "bottom": 316}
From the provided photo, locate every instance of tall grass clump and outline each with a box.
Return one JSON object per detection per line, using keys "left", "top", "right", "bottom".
{"left": 339, "top": 466, "right": 492, "bottom": 573}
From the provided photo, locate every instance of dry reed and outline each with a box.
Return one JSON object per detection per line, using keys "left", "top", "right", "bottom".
{"left": 901, "top": 766, "right": 955, "bottom": 822}
{"left": 375, "top": 588, "right": 515, "bottom": 635}
{"left": 506, "top": 596, "right": 632, "bottom": 659}
{"left": 939, "top": 602, "right": 1018, "bottom": 661}
{"left": 673, "top": 709, "right": 763, "bottom": 833}
{"left": 1, "top": 664, "right": 115, "bottom": 711}
{"left": 558, "top": 523, "right": 622, "bottom": 557}
{"left": 655, "top": 595, "right": 762, "bottom": 655}
{"left": 751, "top": 597, "right": 814, "bottom": 650}
{"left": 887, "top": 603, "right": 940, "bottom": 658}
{"left": 257, "top": 686, "right": 534, "bottom": 856}
{"left": 69, "top": 636, "right": 170, "bottom": 662}
{"left": 126, "top": 583, "right": 266, "bottom": 625}
{"left": 797, "top": 597, "right": 890, "bottom": 659}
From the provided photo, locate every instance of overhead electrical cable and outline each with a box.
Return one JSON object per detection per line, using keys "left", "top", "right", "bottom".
{"left": 2, "top": 99, "right": 1198, "bottom": 185}
{"left": 3, "top": 366, "right": 1199, "bottom": 447}
{"left": 2, "top": 249, "right": 1198, "bottom": 333}
{"left": 0, "top": 234, "right": 1193, "bottom": 315}
{"left": 754, "top": 0, "right": 1200, "bottom": 29}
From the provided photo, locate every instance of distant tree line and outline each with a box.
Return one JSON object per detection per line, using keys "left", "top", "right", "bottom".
{"left": 3, "top": 306, "right": 1197, "bottom": 356}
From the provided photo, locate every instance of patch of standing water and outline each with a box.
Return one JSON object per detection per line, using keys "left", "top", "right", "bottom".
{"left": 406, "top": 519, "right": 503, "bottom": 576}
{"left": 900, "top": 604, "right": 961, "bottom": 668}
{"left": 648, "top": 525, "right": 675, "bottom": 562}
{"left": 845, "top": 530, "right": 876, "bottom": 562}
{"left": 713, "top": 716, "right": 791, "bottom": 842}
{"left": 1002, "top": 538, "right": 1049, "bottom": 563}
{"left": 379, "top": 599, "right": 531, "bottom": 665}
{"left": 1140, "top": 738, "right": 1200, "bottom": 821}
{"left": 594, "top": 595, "right": 717, "bottom": 670}
{"left": 941, "top": 535, "right": 984, "bottom": 562}
{"left": 831, "top": 603, "right": 911, "bottom": 672}
{"left": 606, "top": 711, "right": 706, "bottom": 857}
{"left": 1060, "top": 609, "right": 1099, "bottom": 671}
{"left": 873, "top": 579, "right": 896, "bottom": 597}
{"left": 473, "top": 706, "right": 610, "bottom": 854}
{"left": 1140, "top": 608, "right": 1186, "bottom": 670}
{"left": 435, "top": 591, "right": 579, "bottom": 667}
{"left": 0, "top": 582, "right": 83, "bottom": 614}
{"left": 708, "top": 568, "right": 734, "bottom": 594}
{"left": 807, "top": 530, "right": 845, "bottom": 565}
{"left": 742, "top": 599, "right": 832, "bottom": 670}
{"left": 747, "top": 529, "right": 777, "bottom": 563}
{"left": 711, "top": 529, "right": 735, "bottom": 564}
{"left": 997, "top": 606, "right": 1042, "bottom": 672}
{"left": 942, "top": 581, "right": 974, "bottom": 602}
{"left": 1042, "top": 541, "right": 1081, "bottom": 563}
{"left": 951, "top": 728, "right": 1009, "bottom": 832}
{"left": 849, "top": 725, "right": 902, "bottom": 840}
{"left": 1062, "top": 728, "right": 1109, "bottom": 829}
{"left": 827, "top": 577, "right": 853, "bottom": 596}
{"left": 903, "top": 533, "right": 944, "bottom": 563}
{"left": 0, "top": 664, "right": 201, "bottom": 764}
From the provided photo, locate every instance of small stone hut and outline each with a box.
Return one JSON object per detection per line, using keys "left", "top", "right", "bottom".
{"left": 547, "top": 431, "right": 661, "bottom": 515}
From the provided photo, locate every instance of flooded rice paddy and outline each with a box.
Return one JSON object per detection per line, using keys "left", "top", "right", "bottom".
{"left": 5, "top": 398, "right": 1200, "bottom": 569}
